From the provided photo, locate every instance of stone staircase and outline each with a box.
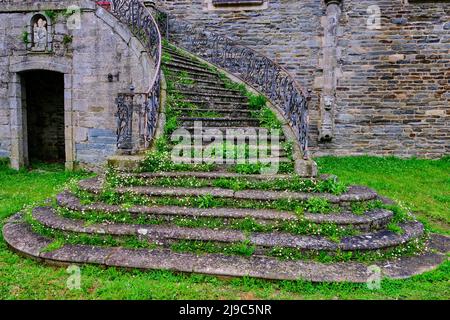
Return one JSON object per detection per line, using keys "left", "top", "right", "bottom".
{"left": 3, "top": 43, "right": 449, "bottom": 283}
{"left": 161, "top": 45, "right": 293, "bottom": 168}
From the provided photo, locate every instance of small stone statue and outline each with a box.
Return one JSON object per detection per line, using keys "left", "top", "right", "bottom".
{"left": 32, "top": 18, "right": 47, "bottom": 51}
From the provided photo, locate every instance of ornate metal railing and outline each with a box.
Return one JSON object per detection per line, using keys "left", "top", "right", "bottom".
{"left": 152, "top": 7, "right": 311, "bottom": 159}
{"left": 109, "top": 0, "right": 162, "bottom": 153}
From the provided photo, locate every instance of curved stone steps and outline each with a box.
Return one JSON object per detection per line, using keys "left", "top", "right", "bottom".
{"left": 78, "top": 178, "right": 378, "bottom": 204}
{"left": 4, "top": 215, "right": 443, "bottom": 283}
{"left": 127, "top": 171, "right": 294, "bottom": 181}
{"left": 57, "top": 191, "right": 392, "bottom": 230}
{"left": 31, "top": 207, "right": 422, "bottom": 252}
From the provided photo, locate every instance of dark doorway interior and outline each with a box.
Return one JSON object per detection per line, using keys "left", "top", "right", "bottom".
{"left": 23, "top": 70, "right": 65, "bottom": 163}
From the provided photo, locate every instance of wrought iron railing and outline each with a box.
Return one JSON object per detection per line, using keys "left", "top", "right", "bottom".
{"left": 109, "top": 0, "right": 162, "bottom": 153}
{"left": 151, "top": 7, "right": 311, "bottom": 159}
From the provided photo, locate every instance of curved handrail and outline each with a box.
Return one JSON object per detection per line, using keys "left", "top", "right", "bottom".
{"left": 109, "top": 0, "right": 162, "bottom": 94}
{"left": 108, "top": 0, "right": 163, "bottom": 152}
{"left": 153, "top": 8, "right": 311, "bottom": 159}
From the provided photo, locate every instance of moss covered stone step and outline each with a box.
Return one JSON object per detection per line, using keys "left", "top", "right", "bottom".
{"left": 174, "top": 108, "right": 253, "bottom": 118}
{"left": 79, "top": 178, "right": 378, "bottom": 204}
{"left": 180, "top": 118, "right": 260, "bottom": 127}
{"left": 186, "top": 144, "right": 287, "bottom": 154}
{"left": 4, "top": 216, "right": 446, "bottom": 282}
{"left": 165, "top": 76, "right": 220, "bottom": 87}
{"left": 163, "top": 61, "right": 217, "bottom": 75}
{"left": 174, "top": 84, "right": 243, "bottom": 95}
{"left": 176, "top": 90, "right": 247, "bottom": 100}
{"left": 166, "top": 157, "right": 292, "bottom": 165}
{"left": 127, "top": 171, "right": 294, "bottom": 180}
{"left": 173, "top": 100, "right": 251, "bottom": 109}
{"left": 165, "top": 56, "right": 207, "bottom": 70}
{"left": 179, "top": 126, "right": 287, "bottom": 138}
{"left": 57, "top": 191, "right": 392, "bottom": 230}
{"left": 31, "top": 207, "right": 422, "bottom": 252}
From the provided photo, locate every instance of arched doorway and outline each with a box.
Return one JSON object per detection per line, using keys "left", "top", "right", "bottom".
{"left": 22, "top": 70, "right": 65, "bottom": 163}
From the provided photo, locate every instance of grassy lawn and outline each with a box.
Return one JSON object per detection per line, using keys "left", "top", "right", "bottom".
{"left": 316, "top": 156, "right": 450, "bottom": 235}
{"left": 0, "top": 156, "right": 448, "bottom": 300}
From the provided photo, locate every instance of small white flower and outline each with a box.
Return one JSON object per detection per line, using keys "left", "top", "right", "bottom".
{"left": 138, "top": 228, "right": 148, "bottom": 235}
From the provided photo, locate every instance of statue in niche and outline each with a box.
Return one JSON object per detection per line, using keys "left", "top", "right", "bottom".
{"left": 32, "top": 17, "right": 48, "bottom": 51}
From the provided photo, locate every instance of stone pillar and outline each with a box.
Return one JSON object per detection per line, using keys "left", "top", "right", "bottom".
{"left": 319, "top": 0, "right": 342, "bottom": 142}
{"left": 9, "top": 73, "right": 27, "bottom": 169}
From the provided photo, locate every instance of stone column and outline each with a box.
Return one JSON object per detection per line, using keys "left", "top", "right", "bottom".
{"left": 319, "top": 0, "right": 342, "bottom": 142}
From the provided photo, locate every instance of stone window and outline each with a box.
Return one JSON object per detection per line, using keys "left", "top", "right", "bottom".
{"left": 205, "top": 0, "right": 268, "bottom": 11}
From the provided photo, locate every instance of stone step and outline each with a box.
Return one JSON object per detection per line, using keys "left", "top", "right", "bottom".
{"left": 174, "top": 93, "right": 247, "bottom": 104}
{"left": 31, "top": 207, "right": 422, "bottom": 252}
{"left": 79, "top": 178, "right": 378, "bottom": 204}
{"left": 163, "top": 46, "right": 203, "bottom": 63}
{"left": 4, "top": 216, "right": 444, "bottom": 282}
{"left": 179, "top": 126, "right": 286, "bottom": 138}
{"left": 175, "top": 84, "right": 242, "bottom": 95}
{"left": 176, "top": 90, "right": 247, "bottom": 100}
{"left": 180, "top": 118, "right": 260, "bottom": 127}
{"left": 166, "top": 76, "right": 222, "bottom": 87}
{"left": 187, "top": 144, "right": 287, "bottom": 153}
{"left": 163, "top": 61, "right": 216, "bottom": 75}
{"left": 173, "top": 108, "right": 253, "bottom": 117}
{"left": 127, "top": 171, "right": 295, "bottom": 181}
{"left": 57, "top": 191, "right": 392, "bottom": 231}
{"left": 174, "top": 100, "right": 251, "bottom": 110}
{"left": 169, "top": 156, "right": 292, "bottom": 165}
{"left": 166, "top": 56, "right": 207, "bottom": 70}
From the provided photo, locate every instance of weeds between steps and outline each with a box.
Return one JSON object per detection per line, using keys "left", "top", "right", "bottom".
{"left": 25, "top": 210, "right": 427, "bottom": 264}
{"left": 54, "top": 206, "right": 361, "bottom": 240}
{"left": 106, "top": 167, "right": 348, "bottom": 195}
{"left": 151, "top": 45, "right": 297, "bottom": 174}
{"left": 75, "top": 186, "right": 341, "bottom": 214}
{"left": 74, "top": 181, "right": 413, "bottom": 234}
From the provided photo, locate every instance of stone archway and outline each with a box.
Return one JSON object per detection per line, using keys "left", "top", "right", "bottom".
{"left": 22, "top": 70, "right": 65, "bottom": 163}
{"left": 9, "top": 59, "right": 74, "bottom": 170}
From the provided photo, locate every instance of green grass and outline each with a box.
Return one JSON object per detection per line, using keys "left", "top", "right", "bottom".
{"left": 0, "top": 157, "right": 449, "bottom": 299}
{"left": 0, "top": 159, "right": 90, "bottom": 221}
{"left": 317, "top": 156, "right": 450, "bottom": 234}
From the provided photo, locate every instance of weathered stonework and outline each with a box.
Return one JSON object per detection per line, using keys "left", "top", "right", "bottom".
{"left": 156, "top": 0, "right": 449, "bottom": 158}
{"left": 0, "top": 0, "right": 154, "bottom": 169}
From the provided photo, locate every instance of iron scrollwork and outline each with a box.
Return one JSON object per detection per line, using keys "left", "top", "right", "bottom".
{"left": 109, "top": 0, "right": 162, "bottom": 153}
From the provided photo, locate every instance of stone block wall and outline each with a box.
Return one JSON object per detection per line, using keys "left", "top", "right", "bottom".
{"left": 156, "top": 0, "right": 449, "bottom": 158}
{"left": 0, "top": 0, "right": 154, "bottom": 169}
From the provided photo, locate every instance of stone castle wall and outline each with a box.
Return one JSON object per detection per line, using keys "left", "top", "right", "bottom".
{"left": 156, "top": 0, "right": 449, "bottom": 158}
{"left": 0, "top": 0, "right": 154, "bottom": 168}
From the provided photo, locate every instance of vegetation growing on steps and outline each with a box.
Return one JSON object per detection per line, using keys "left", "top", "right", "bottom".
{"left": 75, "top": 186, "right": 344, "bottom": 215}
{"left": 106, "top": 169, "right": 348, "bottom": 195}
{"left": 140, "top": 137, "right": 216, "bottom": 173}
{"left": 54, "top": 207, "right": 361, "bottom": 240}
{"left": 269, "top": 237, "right": 427, "bottom": 263}
{"left": 74, "top": 184, "right": 414, "bottom": 229}
{"left": 150, "top": 44, "right": 298, "bottom": 174}
{"left": 1, "top": 159, "right": 448, "bottom": 299}
{"left": 23, "top": 211, "right": 427, "bottom": 265}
